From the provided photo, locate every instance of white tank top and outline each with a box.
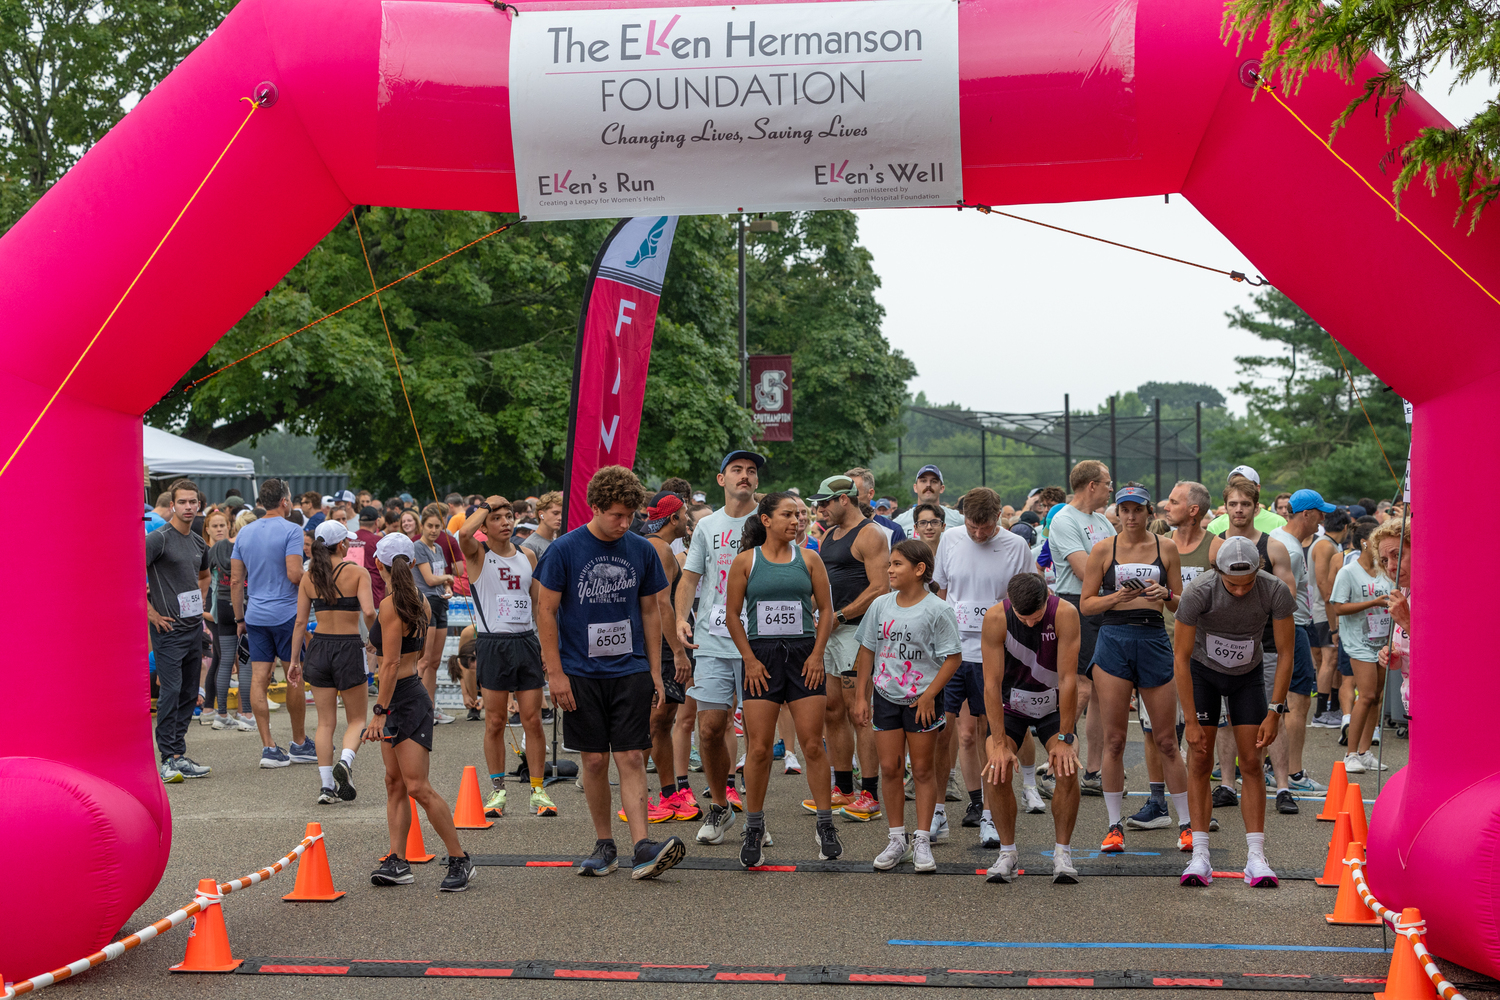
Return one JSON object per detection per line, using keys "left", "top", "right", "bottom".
{"left": 472, "top": 547, "right": 535, "bottom": 634}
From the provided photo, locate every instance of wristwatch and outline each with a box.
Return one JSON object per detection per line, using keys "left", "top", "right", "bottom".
{"left": 372, "top": 703, "right": 389, "bottom": 716}
{"left": 1268, "top": 701, "right": 1288, "bottom": 715}
{"left": 476, "top": 502, "right": 492, "bottom": 512}
{"left": 1056, "top": 732, "right": 1076, "bottom": 745}
{"left": 835, "top": 609, "right": 847, "bottom": 625}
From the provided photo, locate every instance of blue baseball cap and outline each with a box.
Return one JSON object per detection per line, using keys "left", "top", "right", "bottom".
{"left": 720, "top": 450, "right": 765, "bottom": 473}
{"left": 1290, "top": 488, "right": 1336, "bottom": 514}
{"left": 1115, "top": 484, "right": 1151, "bottom": 506}
{"left": 915, "top": 464, "right": 944, "bottom": 482}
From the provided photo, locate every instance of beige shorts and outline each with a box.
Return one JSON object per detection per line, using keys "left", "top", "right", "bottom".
{"left": 823, "top": 623, "right": 861, "bottom": 677}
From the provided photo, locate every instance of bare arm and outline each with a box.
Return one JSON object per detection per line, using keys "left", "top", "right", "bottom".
{"left": 1265, "top": 537, "right": 1297, "bottom": 596}
{"left": 287, "top": 579, "right": 312, "bottom": 681}
{"left": 1313, "top": 540, "right": 1339, "bottom": 602}
{"left": 230, "top": 559, "right": 246, "bottom": 629}
{"left": 284, "top": 553, "right": 303, "bottom": 587}
{"left": 1078, "top": 544, "right": 1122, "bottom": 616}
{"left": 803, "top": 549, "right": 835, "bottom": 666}
{"left": 535, "top": 585, "right": 574, "bottom": 711}
{"left": 641, "top": 587, "right": 664, "bottom": 704}
{"left": 357, "top": 566, "right": 377, "bottom": 631}
{"left": 1054, "top": 600, "right": 1080, "bottom": 730}
{"left": 675, "top": 569, "right": 703, "bottom": 648}
{"left": 980, "top": 610, "right": 1018, "bottom": 784}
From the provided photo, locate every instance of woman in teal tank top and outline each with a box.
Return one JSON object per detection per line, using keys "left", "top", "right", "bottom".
{"left": 725, "top": 492, "right": 838, "bottom": 867}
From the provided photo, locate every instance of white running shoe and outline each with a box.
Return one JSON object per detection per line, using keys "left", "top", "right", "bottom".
{"left": 695, "top": 803, "right": 736, "bottom": 845}
{"left": 874, "top": 832, "right": 912, "bottom": 871}
{"left": 1022, "top": 785, "right": 1046, "bottom": 815}
{"left": 434, "top": 710, "right": 456, "bottom": 725}
{"left": 930, "top": 809, "right": 950, "bottom": 844}
{"left": 912, "top": 836, "right": 936, "bottom": 873}
{"left": 1343, "top": 752, "right": 1366, "bottom": 774}
{"left": 1052, "top": 846, "right": 1079, "bottom": 884}
{"left": 210, "top": 714, "right": 234, "bottom": 731}
{"left": 735, "top": 753, "right": 745, "bottom": 774}
{"left": 985, "top": 850, "right": 1020, "bottom": 884}
{"left": 1369, "top": 728, "right": 1381, "bottom": 746}
{"left": 783, "top": 752, "right": 801, "bottom": 776}
{"left": 1243, "top": 854, "right": 1279, "bottom": 887}
{"left": 1359, "top": 751, "right": 1388, "bottom": 772}
{"left": 1180, "top": 854, "right": 1214, "bottom": 887}
{"left": 979, "top": 817, "right": 1000, "bottom": 849}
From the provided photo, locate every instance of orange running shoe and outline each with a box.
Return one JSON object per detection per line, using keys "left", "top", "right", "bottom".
{"left": 726, "top": 786, "right": 744, "bottom": 812}
{"left": 664, "top": 788, "right": 702, "bottom": 821}
{"left": 1177, "top": 826, "right": 1193, "bottom": 852}
{"left": 803, "top": 789, "right": 854, "bottom": 813}
{"left": 841, "top": 790, "right": 882, "bottom": 822}
{"left": 1100, "top": 823, "right": 1126, "bottom": 853}
{"left": 617, "top": 795, "right": 675, "bottom": 824}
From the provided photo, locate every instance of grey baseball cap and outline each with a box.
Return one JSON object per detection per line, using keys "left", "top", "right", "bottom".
{"left": 1216, "top": 535, "right": 1260, "bottom": 575}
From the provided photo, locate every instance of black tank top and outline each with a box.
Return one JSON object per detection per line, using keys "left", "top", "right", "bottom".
{"left": 822, "top": 518, "right": 874, "bottom": 625}
{"left": 369, "top": 606, "right": 426, "bottom": 656}
{"left": 1101, "top": 536, "right": 1166, "bottom": 628}
{"left": 312, "top": 561, "right": 362, "bottom": 614}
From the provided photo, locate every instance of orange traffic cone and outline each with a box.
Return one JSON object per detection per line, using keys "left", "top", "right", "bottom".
{"left": 1317, "top": 761, "right": 1350, "bottom": 822}
{"left": 406, "top": 796, "right": 436, "bottom": 863}
{"left": 1316, "top": 812, "right": 1355, "bottom": 886}
{"left": 282, "top": 822, "right": 346, "bottom": 901}
{"left": 1375, "top": 908, "right": 1439, "bottom": 1000}
{"left": 1343, "top": 782, "right": 1369, "bottom": 846}
{"left": 453, "top": 765, "right": 494, "bottom": 829}
{"left": 1325, "top": 843, "right": 1380, "bottom": 925}
{"left": 170, "top": 879, "right": 244, "bottom": 972}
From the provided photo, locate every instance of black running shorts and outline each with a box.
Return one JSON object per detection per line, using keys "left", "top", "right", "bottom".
{"left": 1003, "top": 709, "right": 1063, "bottom": 749}
{"left": 872, "top": 691, "right": 945, "bottom": 734}
{"left": 475, "top": 632, "right": 544, "bottom": 693}
{"left": 744, "top": 637, "right": 826, "bottom": 704}
{"left": 386, "top": 675, "right": 435, "bottom": 750}
{"left": 1189, "top": 660, "right": 1267, "bottom": 728}
{"left": 303, "top": 632, "right": 366, "bottom": 690}
{"left": 563, "top": 671, "right": 654, "bottom": 754}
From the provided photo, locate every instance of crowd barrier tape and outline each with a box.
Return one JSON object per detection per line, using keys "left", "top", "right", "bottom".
{"left": 1345, "top": 854, "right": 1466, "bottom": 1000}
{"left": 2, "top": 831, "right": 322, "bottom": 997}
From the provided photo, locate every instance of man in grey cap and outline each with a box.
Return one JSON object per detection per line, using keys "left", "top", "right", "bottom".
{"left": 1172, "top": 534, "right": 1297, "bottom": 889}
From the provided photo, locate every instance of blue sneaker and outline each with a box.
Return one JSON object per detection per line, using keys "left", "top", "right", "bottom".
{"left": 577, "top": 841, "right": 618, "bottom": 877}
{"left": 632, "top": 836, "right": 687, "bottom": 880}
{"left": 259, "top": 745, "right": 291, "bottom": 769}
{"left": 1124, "top": 796, "right": 1173, "bottom": 830}
{"left": 288, "top": 739, "right": 318, "bottom": 764}
{"left": 772, "top": 739, "right": 785, "bottom": 760}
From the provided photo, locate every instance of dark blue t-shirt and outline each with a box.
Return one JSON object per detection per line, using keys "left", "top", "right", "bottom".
{"left": 535, "top": 525, "right": 669, "bottom": 678}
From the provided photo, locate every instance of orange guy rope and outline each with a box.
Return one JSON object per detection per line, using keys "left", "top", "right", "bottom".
{"left": 0, "top": 98, "right": 262, "bottom": 482}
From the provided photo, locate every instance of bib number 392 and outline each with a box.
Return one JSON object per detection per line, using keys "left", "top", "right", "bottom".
{"left": 1206, "top": 633, "right": 1254, "bottom": 669}
{"left": 588, "top": 620, "right": 632, "bottom": 657}
{"left": 1008, "top": 686, "right": 1057, "bottom": 718}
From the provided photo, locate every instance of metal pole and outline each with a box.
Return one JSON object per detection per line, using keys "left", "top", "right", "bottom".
{"left": 1063, "top": 393, "right": 1071, "bottom": 484}
{"left": 1109, "top": 395, "right": 1117, "bottom": 481}
{"left": 738, "top": 215, "right": 747, "bottom": 407}
{"left": 898, "top": 435, "right": 903, "bottom": 476}
{"left": 980, "top": 424, "right": 986, "bottom": 487}
{"left": 1195, "top": 401, "right": 1203, "bottom": 482}
{"left": 1154, "top": 396, "right": 1162, "bottom": 500}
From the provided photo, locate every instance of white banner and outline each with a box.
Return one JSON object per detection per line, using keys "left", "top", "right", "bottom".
{"left": 509, "top": 1, "right": 962, "bottom": 220}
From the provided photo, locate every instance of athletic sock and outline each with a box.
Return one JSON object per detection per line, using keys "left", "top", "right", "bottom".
{"left": 834, "top": 770, "right": 854, "bottom": 795}
{"left": 677, "top": 776, "right": 690, "bottom": 794}
{"left": 914, "top": 830, "right": 930, "bottom": 843}
{"left": 318, "top": 765, "right": 334, "bottom": 787}
{"left": 968, "top": 788, "right": 983, "bottom": 805}
{"left": 490, "top": 772, "right": 505, "bottom": 791}
{"left": 531, "top": 776, "right": 543, "bottom": 791}
{"left": 888, "top": 825, "right": 906, "bottom": 838}
{"left": 1055, "top": 842, "right": 1070, "bottom": 856}
{"left": 1104, "top": 791, "right": 1124, "bottom": 826}
{"left": 815, "top": 809, "right": 833, "bottom": 825}
{"left": 1316, "top": 692, "right": 1329, "bottom": 716}
{"left": 1290, "top": 771, "right": 1306, "bottom": 782}
{"left": 1149, "top": 780, "right": 1166, "bottom": 806}
{"left": 1246, "top": 831, "right": 1266, "bottom": 859}
{"left": 1192, "top": 830, "right": 1210, "bottom": 861}
{"left": 861, "top": 776, "right": 879, "bottom": 798}
{"left": 1170, "top": 791, "right": 1191, "bottom": 825}
{"left": 340, "top": 748, "right": 356, "bottom": 768}
{"left": 660, "top": 780, "right": 675, "bottom": 798}
{"left": 982, "top": 809, "right": 992, "bottom": 822}
{"left": 1001, "top": 843, "right": 1016, "bottom": 854}
{"left": 1021, "top": 765, "right": 1036, "bottom": 789}
{"left": 746, "top": 810, "right": 765, "bottom": 831}
{"left": 933, "top": 803, "right": 946, "bottom": 819}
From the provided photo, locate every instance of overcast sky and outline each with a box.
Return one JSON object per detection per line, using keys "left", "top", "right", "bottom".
{"left": 857, "top": 64, "right": 1493, "bottom": 416}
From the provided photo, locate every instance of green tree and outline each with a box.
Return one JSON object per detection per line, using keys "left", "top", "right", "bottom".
{"left": 1218, "top": 288, "right": 1407, "bottom": 501}
{"left": 1226, "top": 0, "right": 1498, "bottom": 228}
{"left": 0, "top": 0, "right": 233, "bottom": 231}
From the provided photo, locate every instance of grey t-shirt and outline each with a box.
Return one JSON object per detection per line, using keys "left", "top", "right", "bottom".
{"left": 856, "top": 591, "right": 963, "bottom": 704}
{"left": 145, "top": 522, "right": 210, "bottom": 625}
{"left": 1047, "top": 504, "right": 1115, "bottom": 596}
{"left": 1269, "top": 527, "right": 1313, "bottom": 626}
{"left": 1175, "top": 569, "right": 1297, "bottom": 675}
{"left": 411, "top": 538, "right": 447, "bottom": 597}
{"left": 521, "top": 533, "right": 552, "bottom": 560}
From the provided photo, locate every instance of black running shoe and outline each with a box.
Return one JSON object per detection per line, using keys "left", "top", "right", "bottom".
{"left": 740, "top": 826, "right": 765, "bottom": 868}
{"left": 1276, "top": 789, "right": 1299, "bottom": 815}
{"left": 440, "top": 852, "right": 475, "bottom": 892}
{"left": 816, "top": 821, "right": 843, "bottom": 861}
{"left": 577, "top": 840, "right": 618, "bottom": 877}
{"left": 961, "top": 800, "right": 983, "bottom": 828}
{"left": 332, "top": 761, "right": 356, "bottom": 801}
{"left": 317, "top": 786, "right": 337, "bottom": 805}
{"left": 371, "top": 853, "right": 413, "bottom": 886}
{"left": 632, "top": 836, "right": 686, "bottom": 880}
{"left": 1212, "top": 784, "right": 1239, "bottom": 808}
{"left": 466, "top": 707, "right": 482, "bottom": 722}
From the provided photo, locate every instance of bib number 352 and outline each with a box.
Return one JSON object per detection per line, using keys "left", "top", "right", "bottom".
{"left": 588, "top": 620, "right": 632, "bottom": 657}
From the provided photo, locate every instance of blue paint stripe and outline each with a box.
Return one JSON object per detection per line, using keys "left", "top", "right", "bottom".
{"left": 1121, "top": 791, "right": 1376, "bottom": 803}
{"left": 889, "top": 940, "right": 1388, "bottom": 954}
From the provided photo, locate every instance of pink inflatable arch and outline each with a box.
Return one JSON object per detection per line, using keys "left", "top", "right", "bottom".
{"left": 1, "top": 0, "right": 1496, "bottom": 981}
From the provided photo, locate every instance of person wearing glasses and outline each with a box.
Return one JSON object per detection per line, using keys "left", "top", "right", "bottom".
{"left": 146, "top": 478, "right": 213, "bottom": 783}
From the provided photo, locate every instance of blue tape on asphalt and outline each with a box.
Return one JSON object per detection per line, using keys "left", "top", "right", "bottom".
{"left": 889, "top": 941, "right": 1389, "bottom": 954}
{"left": 1122, "top": 791, "right": 1377, "bottom": 803}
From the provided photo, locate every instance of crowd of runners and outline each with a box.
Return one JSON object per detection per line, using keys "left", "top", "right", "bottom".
{"left": 144, "top": 455, "right": 1412, "bottom": 891}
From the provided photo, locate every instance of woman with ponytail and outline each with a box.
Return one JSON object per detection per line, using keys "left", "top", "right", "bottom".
{"left": 289, "top": 521, "right": 376, "bottom": 804}
{"left": 363, "top": 532, "right": 473, "bottom": 892}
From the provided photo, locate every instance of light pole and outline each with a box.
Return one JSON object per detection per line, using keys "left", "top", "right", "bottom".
{"left": 738, "top": 214, "right": 778, "bottom": 407}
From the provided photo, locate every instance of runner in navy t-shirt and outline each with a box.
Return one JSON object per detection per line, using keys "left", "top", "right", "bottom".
{"left": 536, "top": 466, "right": 685, "bottom": 881}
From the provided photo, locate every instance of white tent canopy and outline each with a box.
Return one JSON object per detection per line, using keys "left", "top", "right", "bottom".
{"left": 143, "top": 426, "right": 255, "bottom": 478}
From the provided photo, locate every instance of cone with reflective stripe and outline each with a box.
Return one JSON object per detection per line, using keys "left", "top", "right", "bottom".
{"left": 1343, "top": 782, "right": 1369, "bottom": 845}
{"left": 406, "top": 796, "right": 436, "bottom": 863}
{"left": 1316, "top": 811, "right": 1354, "bottom": 886}
{"left": 1375, "top": 908, "right": 1440, "bottom": 1000}
{"left": 1317, "top": 760, "right": 1350, "bottom": 821}
{"left": 170, "top": 879, "right": 244, "bottom": 972}
{"left": 1325, "top": 843, "right": 1379, "bottom": 925}
{"left": 282, "top": 822, "right": 345, "bottom": 901}
{"left": 453, "top": 765, "right": 493, "bottom": 829}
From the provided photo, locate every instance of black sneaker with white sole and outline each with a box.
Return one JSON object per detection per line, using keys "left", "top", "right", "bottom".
{"left": 577, "top": 840, "right": 618, "bottom": 877}
{"left": 1276, "top": 789, "right": 1299, "bottom": 815}
{"left": 632, "top": 836, "right": 687, "bottom": 879}
{"left": 371, "top": 853, "right": 414, "bottom": 886}
{"left": 440, "top": 852, "right": 475, "bottom": 892}
{"left": 317, "top": 786, "right": 338, "bottom": 805}
{"left": 740, "top": 826, "right": 765, "bottom": 868}
{"left": 332, "top": 761, "right": 356, "bottom": 801}
{"left": 962, "top": 799, "right": 983, "bottom": 827}
{"left": 816, "top": 822, "right": 843, "bottom": 861}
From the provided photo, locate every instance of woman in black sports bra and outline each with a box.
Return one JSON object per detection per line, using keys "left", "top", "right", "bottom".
{"left": 364, "top": 533, "right": 474, "bottom": 892}
{"left": 289, "top": 521, "right": 376, "bottom": 804}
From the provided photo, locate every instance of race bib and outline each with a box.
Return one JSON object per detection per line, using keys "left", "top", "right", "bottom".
{"left": 1206, "top": 633, "right": 1254, "bottom": 669}
{"left": 757, "top": 601, "right": 802, "bottom": 636}
{"left": 1084, "top": 523, "right": 1110, "bottom": 545}
{"left": 1009, "top": 686, "right": 1057, "bottom": 718}
{"left": 1365, "top": 608, "right": 1391, "bottom": 639}
{"left": 707, "top": 603, "right": 748, "bottom": 638}
{"left": 954, "top": 603, "right": 989, "bottom": 633}
{"left": 587, "top": 620, "right": 632, "bottom": 657}
{"left": 1114, "top": 563, "right": 1158, "bottom": 588}
{"left": 497, "top": 594, "right": 532, "bottom": 625}
{"left": 177, "top": 589, "right": 203, "bottom": 618}
{"left": 1180, "top": 566, "right": 1203, "bottom": 585}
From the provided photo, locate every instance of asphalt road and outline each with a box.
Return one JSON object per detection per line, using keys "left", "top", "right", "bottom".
{"left": 40, "top": 702, "right": 1455, "bottom": 999}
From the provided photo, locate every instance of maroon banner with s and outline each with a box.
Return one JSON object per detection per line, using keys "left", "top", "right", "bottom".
{"left": 749, "top": 355, "right": 793, "bottom": 442}
{"left": 561, "top": 216, "right": 679, "bottom": 531}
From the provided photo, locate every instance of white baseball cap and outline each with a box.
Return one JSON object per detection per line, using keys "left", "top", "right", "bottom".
{"left": 1228, "top": 465, "right": 1260, "bottom": 486}
{"left": 314, "top": 520, "right": 354, "bottom": 547}
{"left": 336, "top": 489, "right": 357, "bottom": 504}
{"left": 375, "top": 532, "right": 414, "bottom": 567}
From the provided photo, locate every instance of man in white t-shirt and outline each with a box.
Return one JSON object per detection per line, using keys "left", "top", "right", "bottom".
{"left": 894, "top": 464, "right": 966, "bottom": 532}
{"left": 931, "top": 487, "right": 1038, "bottom": 848}
{"left": 1045, "top": 460, "right": 1116, "bottom": 792}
